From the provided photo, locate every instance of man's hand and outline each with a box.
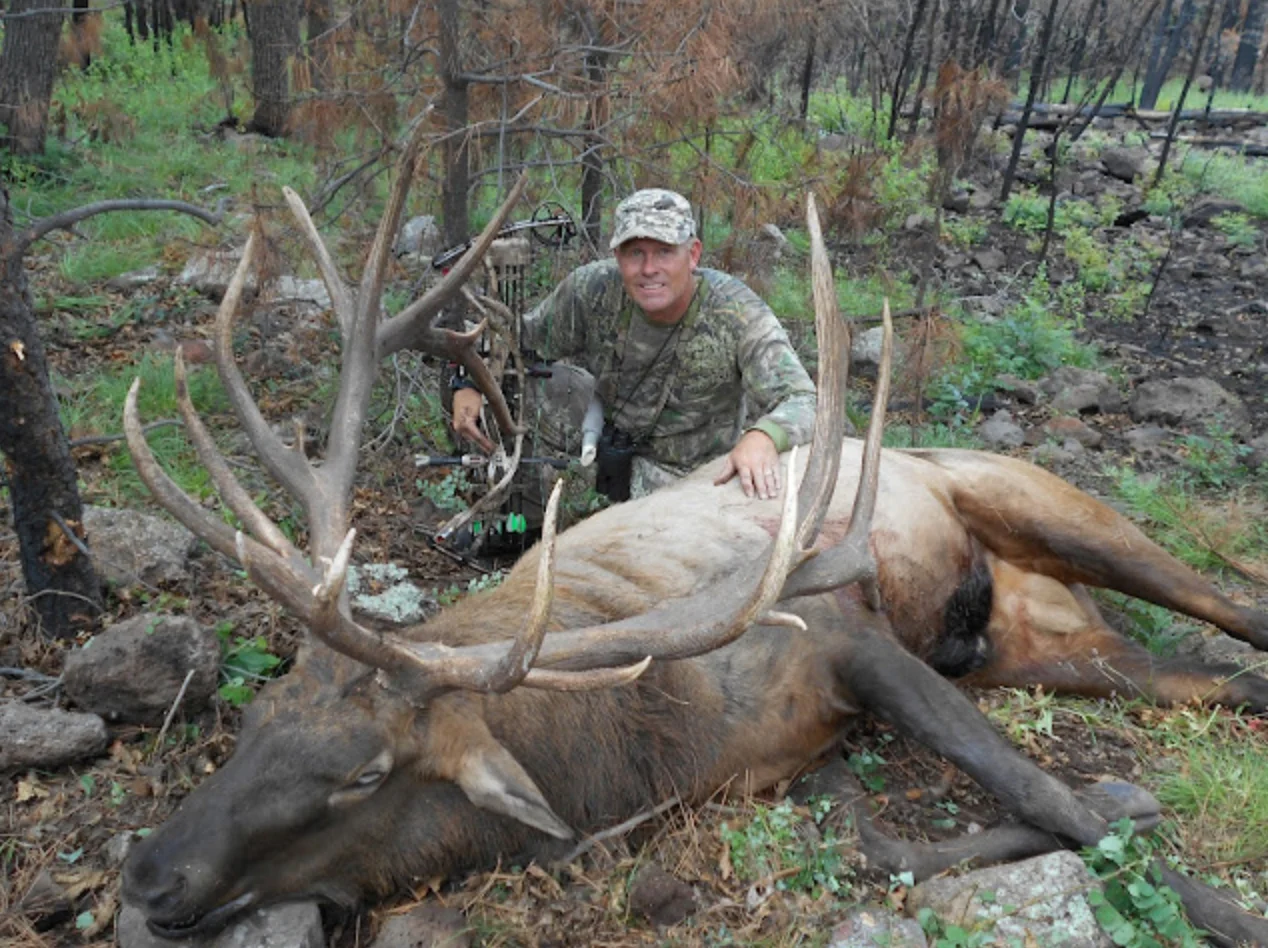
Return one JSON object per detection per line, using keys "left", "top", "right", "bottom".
{"left": 451, "top": 386, "right": 495, "bottom": 453}
{"left": 714, "top": 429, "right": 782, "bottom": 499}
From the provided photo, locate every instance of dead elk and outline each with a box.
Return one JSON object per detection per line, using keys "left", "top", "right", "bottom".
{"left": 120, "top": 150, "right": 1268, "bottom": 945}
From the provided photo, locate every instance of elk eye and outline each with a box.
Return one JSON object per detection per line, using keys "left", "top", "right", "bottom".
{"left": 329, "top": 750, "right": 394, "bottom": 805}
{"left": 354, "top": 769, "right": 385, "bottom": 787}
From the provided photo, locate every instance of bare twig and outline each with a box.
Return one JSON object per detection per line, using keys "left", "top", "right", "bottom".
{"left": 556, "top": 796, "right": 682, "bottom": 864}
{"left": 69, "top": 418, "right": 183, "bottom": 448}
{"left": 151, "top": 669, "right": 197, "bottom": 760}
{"left": 18, "top": 200, "right": 221, "bottom": 254}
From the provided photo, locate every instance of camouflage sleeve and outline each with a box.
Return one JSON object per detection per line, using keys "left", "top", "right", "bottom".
{"left": 732, "top": 286, "right": 817, "bottom": 452}
{"left": 521, "top": 260, "right": 619, "bottom": 365}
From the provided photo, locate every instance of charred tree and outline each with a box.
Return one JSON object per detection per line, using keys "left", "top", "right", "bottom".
{"left": 0, "top": 0, "right": 67, "bottom": 156}
{"left": 0, "top": 190, "right": 98, "bottom": 636}
{"left": 1156, "top": 0, "right": 1218, "bottom": 183}
{"left": 0, "top": 196, "right": 217, "bottom": 637}
{"left": 888, "top": 0, "right": 933, "bottom": 139}
{"left": 245, "top": 0, "right": 301, "bottom": 136}
{"left": 1229, "top": 0, "right": 1267, "bottom": 91}
{"left": 438, "top": 0, "right": 469, "bottom": 250}
{"left": 1141, "top": 0, "right": 1196, "bottom": 108}
{"left": 1000, "top": 0, "right": 1061, "bottom": 201}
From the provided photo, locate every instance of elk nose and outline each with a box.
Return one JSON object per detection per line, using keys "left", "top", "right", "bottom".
{"left": 124, "top": 856, "right": 188, "bottom": 913}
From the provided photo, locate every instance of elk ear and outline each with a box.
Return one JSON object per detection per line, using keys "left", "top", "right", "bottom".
{"left": 454, "top": 741, "right": 574, "bottom": 840}
{"left": 426, "top": 698, "right": 573, "bottom": 839}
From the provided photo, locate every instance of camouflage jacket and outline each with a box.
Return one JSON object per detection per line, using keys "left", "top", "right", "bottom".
{"left": 523, "top": 260, "right": 816, "bottom": 475}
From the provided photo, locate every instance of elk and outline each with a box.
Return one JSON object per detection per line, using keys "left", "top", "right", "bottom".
{"left": 121, "top": 130, "right": 1268, "bottom": 944}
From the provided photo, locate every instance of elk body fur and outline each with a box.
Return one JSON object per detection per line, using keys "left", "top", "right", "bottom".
{"left": 123, "top": 443, "right": 1268, "bottom": 938}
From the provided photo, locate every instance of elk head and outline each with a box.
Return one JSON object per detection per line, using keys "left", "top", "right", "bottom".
{"left": 120, "top": 127, "right": 892, "bottom": 935}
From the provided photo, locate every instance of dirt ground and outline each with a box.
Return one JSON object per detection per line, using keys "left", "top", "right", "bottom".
{"left": 3, "top": 154, "right": 1268, "bottom": 946}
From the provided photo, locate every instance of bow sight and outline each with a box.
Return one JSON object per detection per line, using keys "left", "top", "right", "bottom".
{"left": 431, "top": 202, "right": 578, "bottom": 271}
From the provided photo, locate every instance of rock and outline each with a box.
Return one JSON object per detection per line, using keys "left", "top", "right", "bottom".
{"left": 177, "top": 248, "right": 257, "bottom": 300}
{"left": 628, "top": 863, "right": 697, "bottom": 927}
{"left": 904, "top": 213, "right": 931, "bottom": 232}
{"left": 1034, "top": 416, "right": 1103, "bottom": 449}
{"left": 993, "top": 374, "right": 1041, "bottom": 405}
{"left": 969, "top": 189, "right": 994, "bottom": 211}
{"left": 850, "top": 326, "right": 901, "bottom": 372}
{"left": 1039, "top": 367, "right": 1123, "bottom": 415}
{"left": 829, "top": 906, "right": 928, "bottom": 947}
{"left": 266, "top": 276, "right": 331, "bottom": 311}
{"left": 906, "top": 851, "right": 1109, "bottom": 948}
{"left": 1183, "top": 198, "right": 1244, "bottom": 227}
{"left": 117, "top": 900, "right": 324, "bottom": 948}
{"left": 396, "top": 215, "right": 442, "bottom": 258}
{"left": 1123, "top": 424, "right": 1175, "bottom": 458}
{"left": 1100, "top": 146, "right": 1149, "bottom": 182}
{"left": 978, "top": 410, "right": 1026, "bottom": 448}
{"left": 0, "top": 702, "right": 108, "bottom": 771}
{"left": 1248, "top": 431, "right": 1268, "bottom": 469}
{"left": 1129, "top": 377, "right": 1250, "bottom": 436}
{"left": 1032, "top": 441, "right": 1080, "bottom": 466}
{"left": 972, "top": 248, "right": 1006, "bottom": 272}
{"left": 758, "top": 222, "right": 791, "bottom": 254}
{"left": 1238, "top": 257, "right": 1268, "bottom": 281}
{"left": 372, "top": 902, "right": 471, "bottom": 948}
{"left": 84, "top": 506, "right": 199, "bottom": 587}
{"left": 819, "top": 132, "right": 855, "bottom": 152}
{"left": 942, "top": 190, "right": 970, "bottom": 213}
{"left": 63, "top": 613, "right": 220, "bottom": 725}
{"left": 1178, "top": 630, "right": 1260, "bottom": 669}
{"left": 107, "top": 265, "right": 162, "bottom": 291}
{"left": 790, "top": 752, "right": 856, "bottom": 807}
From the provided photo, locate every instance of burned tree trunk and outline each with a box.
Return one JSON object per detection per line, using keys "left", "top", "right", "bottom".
{"left": 438, "top": 0, "right": 469, "bottom": 250}
{"left": 0, "top": 189, "right": 100, "bottom": 637}
{"left": 245, "top": 0, "right": 300, "bottom": 136}
{"left": 1156, "top": 0, "right": 1218, "bottom": 183}
{"left": 1000, "top": 0, "right": 1062, "bottom": 201}
{"left": 0, "top": 0, "right": 67, "bottom": 156}
{"left": 1229, "top": 0, "right": 1267, "bottom": 91}
{"left": 1141, "top": 0, "right": 1196, "bottom": 108}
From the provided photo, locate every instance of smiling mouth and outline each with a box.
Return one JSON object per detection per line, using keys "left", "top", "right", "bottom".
{"left": 146, "top": 892, "right": 257, "bottom": 940}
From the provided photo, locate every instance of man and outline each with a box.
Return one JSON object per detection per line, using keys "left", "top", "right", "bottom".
{"left": 452, "top": 188, "right": 816, "bottom": 500}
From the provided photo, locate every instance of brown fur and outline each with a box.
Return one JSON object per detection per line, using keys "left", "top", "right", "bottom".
{"left": 123, "top": 442, "right": 1268, "bottom": 936}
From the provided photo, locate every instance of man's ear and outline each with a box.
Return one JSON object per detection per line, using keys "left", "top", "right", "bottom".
{"left": 425, "top": 698, "right": 574, "bottom": 839}
{"left": 453, "top": 742, "right": 574, "bottom": 839}
{"left": 688, "top": 237, "right": 703, "bottom": 270}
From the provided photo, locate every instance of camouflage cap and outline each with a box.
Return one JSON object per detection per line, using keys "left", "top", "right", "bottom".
{"left": 609, "top": 189, "right": 696, "bottom": 249}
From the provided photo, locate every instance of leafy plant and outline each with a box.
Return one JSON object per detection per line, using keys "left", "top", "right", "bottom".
{"left": 1082, "top": 819, "right": 1202, "bottom": 948}
{"left": 1210, "top": 212, "right": 1260, "bottom": 249}
{"left": 916, "top": 907, "right": 993, "bottom": 948}
{"left": 216, "top": 621, "right": 283, "bottom": 706}
{"left": 417, "top": 469, "right": 473, "bottom": 513}
{"left": 846, "top": 747, "right": 887, "bottom": 792}
{"left": 719, "top": 798, "right": 848, "bottom": 897}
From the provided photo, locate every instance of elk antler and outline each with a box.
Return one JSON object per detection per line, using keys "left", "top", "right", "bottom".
{"left": 244, "top": 192, "right": 889, "bottom": 696}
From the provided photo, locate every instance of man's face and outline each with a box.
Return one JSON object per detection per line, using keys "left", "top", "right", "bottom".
{"left": 614, "top": 237, "right": 703, "bottom": 324}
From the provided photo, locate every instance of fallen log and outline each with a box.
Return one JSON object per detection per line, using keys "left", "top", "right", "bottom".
{"left": 1147, "top": 133, "right": 1268, "bottom": 157}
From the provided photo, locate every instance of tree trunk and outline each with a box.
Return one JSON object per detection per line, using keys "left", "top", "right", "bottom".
{"left": 0, "top": 189, "right": 101, "bottom": 637}
{"left": 1156, "top": 0, "right": 1218, "bottom": 183}
{"left": 438, "top": 0, "right": 469, "bottom": 250}
{"left": 1000, "top": 0, "right": 1061, "bottom": 201}
{"left": 580, "top": 46, "right": 609, "bottom": 251}
{"left": 799, "top": 32, "right": 816, "bottom": 121}
{"left": 1141, "top": 0, "right": 1196, "bottom": 108}
{"left": 1230, "top": 0, "right": 1267, "bottom": 91}
{"left": 245, "top": 0, "right": 300, "bottom": 136}
{"left": 888, "top": 0, "right": 933, "bottom": 139}
{"left": 0, "top": 0, "right": 67, "bottom": 156}
{"left": 305, "top": 0, "right": 334, "bottom": 90}
{"left": 1003, "top": 0, "right": 1032, "bottom": 77}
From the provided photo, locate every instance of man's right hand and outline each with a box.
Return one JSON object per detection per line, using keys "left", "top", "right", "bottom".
{"left": 451, "top": 387, "right": 495, "bottom": 453}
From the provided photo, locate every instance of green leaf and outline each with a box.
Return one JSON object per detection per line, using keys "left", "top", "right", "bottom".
{"left": 75, "top": 911, "right": 95, "bottom": 930}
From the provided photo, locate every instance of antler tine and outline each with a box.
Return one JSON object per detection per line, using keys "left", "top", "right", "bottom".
{"left": 125, "top": 379, "right": 324, "bottom": 622}
{"left": 794, "top": 192, "right": 851, "bottom": 555}
{"left": 377, "top": 173, "right": 530, "bottom": 436}
{"left": 383, "top": 446, "right": 810, "bottom": 681}
{"left": 170, "top": 351, "right": 298, "bottom": 564}
{"left": 297, "top": 481, "right": 653, "bottom": 703}
{"left": 779, "top": 299, "right": 893, "bottom": 606}
{"left": 282, "top": 186, "right": 353, "bottom": 338}
{"left": 211, "top": 233, "right": 319, "bottom": 511}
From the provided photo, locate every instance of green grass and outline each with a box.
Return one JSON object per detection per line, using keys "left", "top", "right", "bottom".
{"left": 58, "top": 352, "right": 230, "bottom": 504}
{"left": 6, "top": 19, "right": 319, "bottom": 283}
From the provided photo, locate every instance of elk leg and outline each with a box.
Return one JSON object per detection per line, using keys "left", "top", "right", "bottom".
{"left": 839, "top": 618, "right": 1108, "bottom": 847}
{"left": 853, "top": 779, "right": 1161, "bottom": 882}
{"left": 938, "top": 452, "right": 1268, "bottom": 650}
{"left": 966, "top": 565, "right": 1268, "bottom": 711}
